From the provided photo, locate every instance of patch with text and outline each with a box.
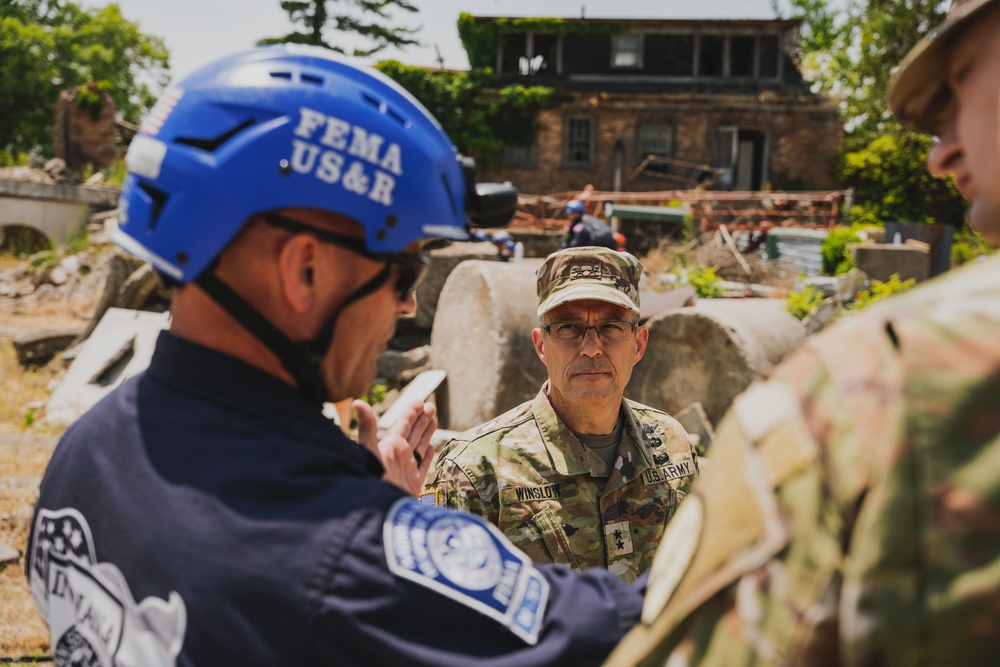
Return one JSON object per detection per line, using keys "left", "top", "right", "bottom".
{"left": 384, "top": 498, "right": 549, "bottom": 644}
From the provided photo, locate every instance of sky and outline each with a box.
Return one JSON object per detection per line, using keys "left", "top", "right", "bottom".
{"left": 79, "top": 0, "right": 816, "bottom": 84}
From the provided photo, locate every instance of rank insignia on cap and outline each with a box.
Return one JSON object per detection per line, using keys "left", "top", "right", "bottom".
{"left": 418, "top": 490, "right": 439, "bottom": 506}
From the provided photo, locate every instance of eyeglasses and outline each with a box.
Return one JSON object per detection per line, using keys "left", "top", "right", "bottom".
{"left": 264, "top": 214, "right": 429, "bottom": 299}
{"left": 543, "top": 320, "right": 637, "bottom": 345}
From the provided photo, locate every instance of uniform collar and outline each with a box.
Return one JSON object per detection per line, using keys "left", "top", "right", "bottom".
{"left": 147, "top": 330, "right": 383, "bottom": 475}
{"left": 531, "top": 384, "right": 656, "bottom": 478}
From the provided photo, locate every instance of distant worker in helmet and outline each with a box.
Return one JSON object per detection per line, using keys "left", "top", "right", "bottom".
{"left": 564, "top": 199, "right": 618, "bottom": 250}
{"left": 26, "top": 46, "right": 646, "bottom": 666}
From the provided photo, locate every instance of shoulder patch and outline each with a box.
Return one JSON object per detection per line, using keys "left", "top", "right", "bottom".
{"left": 29, "top": 507, "right": 187, "bottom": 665}
{"left": 641, "top": 494, "right": 705, "bottom": 624}
{"left": 384, "top": 498, "right": 549, "bottom": 644}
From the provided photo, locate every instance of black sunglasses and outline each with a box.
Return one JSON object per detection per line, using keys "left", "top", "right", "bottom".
{"left": 263, "top": 214, "right": 429, "bottom": 299}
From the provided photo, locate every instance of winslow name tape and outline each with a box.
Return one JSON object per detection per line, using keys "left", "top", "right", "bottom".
{"left": 384, "top": 498, "right": 549, "bottom": 644}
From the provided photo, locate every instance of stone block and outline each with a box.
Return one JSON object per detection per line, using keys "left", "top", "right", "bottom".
{"left": 850, "top": 242, "right": 930, "bottom": 283}
{"left": 627, "top": 299, "right": 805, "bottom": 425}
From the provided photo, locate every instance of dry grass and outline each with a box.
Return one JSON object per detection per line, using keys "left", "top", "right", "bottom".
{"left": 0, "top": 341, "right": 62, "bottom": 660}
{"left": 0, "top": 340, "right": 64, "bottom": 435}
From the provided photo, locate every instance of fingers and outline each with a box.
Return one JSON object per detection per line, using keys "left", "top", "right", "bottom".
{"left": 411, "top": 403, "right": 436, "bottom": 461}
{"left": 352, "top": 399, "right": 377, "bottom": 451}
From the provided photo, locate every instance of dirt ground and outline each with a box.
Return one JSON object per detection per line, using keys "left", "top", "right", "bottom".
{"left": 0, "top": 250, "right": 104, "bottom": 663}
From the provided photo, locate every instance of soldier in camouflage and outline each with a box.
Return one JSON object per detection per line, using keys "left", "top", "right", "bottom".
{"left": 606, "top": 1, "right": 1000, "bottom": 664}
{"left": 423, "top": 247, "right": 698, "bottom": 582}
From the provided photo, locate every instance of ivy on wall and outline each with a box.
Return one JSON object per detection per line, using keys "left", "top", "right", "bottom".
{"left": 375, "top": 60, "right": 554, "bottom": 168}
{"left": 457, "top": 13, "right": 633, "bottom": 69}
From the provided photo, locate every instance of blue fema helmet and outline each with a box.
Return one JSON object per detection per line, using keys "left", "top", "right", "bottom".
{"left": 565, "top": 200, "right": 586, "bottom": 215}
{"left": 115, "top": 45, "right": 516, "bottom": 283}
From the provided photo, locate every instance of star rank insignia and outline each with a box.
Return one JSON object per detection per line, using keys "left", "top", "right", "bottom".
{"left": 605, "top": 520, "right": 633, "bottom": 557}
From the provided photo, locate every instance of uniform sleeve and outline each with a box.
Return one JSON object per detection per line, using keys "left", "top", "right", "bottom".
{"left": 423, "top": 453, "right": 497, "bottom": 524}
{"left": 315, "top": 501, "right": 643, "bottom": 667}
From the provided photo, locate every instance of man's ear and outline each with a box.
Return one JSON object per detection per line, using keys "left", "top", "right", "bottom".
{"left": 633, "top": 325, "right": 649, "bottom": 365}
{"left": 277, "top": 233, "right": 319, "bottom": 314}
{"left": 532, "top": 327, "right": 546, "bottom": 363}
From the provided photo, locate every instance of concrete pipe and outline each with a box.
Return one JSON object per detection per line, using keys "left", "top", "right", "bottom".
{"left": 431, "top": 259, "right": 546, "bottom": 432}
{"left": 626, "top": 299, "right": 805, "bottom": 425}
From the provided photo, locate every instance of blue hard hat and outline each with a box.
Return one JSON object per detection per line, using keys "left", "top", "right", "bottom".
{"left": 492, "top": 230, "right": 511, "bottom": 243}
{"left": 115, "top": 45, "right": 516, "bottom": 283}
{"left": 565, "top": 200, "right": 586, "bottom": 214}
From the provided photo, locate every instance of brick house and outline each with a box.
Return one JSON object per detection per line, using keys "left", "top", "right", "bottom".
{"left": 464, "top": 16, "right": 844, "bottom": 194}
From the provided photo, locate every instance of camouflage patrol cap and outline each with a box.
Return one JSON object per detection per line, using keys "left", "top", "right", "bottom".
{"left": 536, "top": 246, "right": 642, "bottom": 318}
{"left": 888, "top": 0, "right": 1000, "bottom": 133}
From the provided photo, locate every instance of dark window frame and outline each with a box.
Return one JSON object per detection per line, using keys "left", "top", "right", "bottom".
{"left": 564, "top": 116, "right": 596, "bottom": 168}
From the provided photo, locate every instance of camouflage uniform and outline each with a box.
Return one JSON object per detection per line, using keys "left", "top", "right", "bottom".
{"left": 606, "top": 255, "right": 1000, "bottom": 666}
{"left": 424, "top": 385, "right": 696, "bottom": 582}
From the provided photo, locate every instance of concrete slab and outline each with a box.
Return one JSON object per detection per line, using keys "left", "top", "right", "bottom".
{"left": 377, "top": 369, "right": 447, "bottom": 431}
{"left": 0, "top": 542, "right": 19, "bottom": 565}
{"left": 45, "top": 308, "right": 169, "bottom": 425}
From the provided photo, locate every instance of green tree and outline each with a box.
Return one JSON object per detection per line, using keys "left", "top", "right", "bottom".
{"left": 259, "top": 0, "right": 418, "bottom": 57}
{"left": 839, "top": 132, "right": 966, "bottom": 227}
{"left": 0, "top": 0, "right": 169, "bottom": 162}
{"left": 774, "top": 1, "right": 970, "bottom": 230}
{"left": 374, "top": 60, "right": 553, "bottom": 168}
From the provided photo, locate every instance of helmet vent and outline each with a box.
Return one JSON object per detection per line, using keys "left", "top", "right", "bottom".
{"left": 270, "top": 71, "right": 293, "bottom": 81}
{"left": 138, "top": 182, "right": 169, "bottom": 230}
{"left": 174, "top": 119, "right": 255, "bottom": 153}
{"left": 361, "top": 93, "right": 408, "bottom": 127}
{"left": 301, "top": 73, "right": 324, "bottom": 85}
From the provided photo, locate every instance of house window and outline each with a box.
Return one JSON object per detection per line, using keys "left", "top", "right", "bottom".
{"left": 759, "top": 35, "right": 780, "bottom": 78}
{"left": 698, "top": 34, "right": 725, "bottom": 77}
{"left": 637, "top": 125, "right": 674, "bottom": 162}
{"left": 503, "top": 142, "right": 537, "bottom": 168}
{"left": 729, "top": 35, "right": 756, "bottom": 78}
{"left": 564, "top": 117, "right": 594, "bottom": 168}
{"left": 612, "top": 34, "right": 642, "bottom": 68}
{"left": 500, "top": 33, "right": 527, "bottom": 75}
{"left": 662, "top": 34, "right": 695, "bottom": 76}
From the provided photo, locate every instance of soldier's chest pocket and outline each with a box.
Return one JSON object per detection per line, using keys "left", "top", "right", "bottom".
{"left": 498, "top": 485, "right": 583, "bottom": 571}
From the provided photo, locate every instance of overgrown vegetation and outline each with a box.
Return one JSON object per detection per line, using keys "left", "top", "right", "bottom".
{"left": 375, "top": 60, "right": 554, "bottom": 168}
{"left": 848, "top": 274, "right": 916, "bottom": 311}
{"left": 951, "top": 228, "right": 994, "bottom": 266}
{"left": 775, "top": 0, "right": 986, "bottom": 246}
{"left": 785, "top": 273, "right": 917, "bottom": 322}
{"left": 457, "top": 14, "right": 633, "bottom": 69}
{"left": 675, "top": 266, "right": 724, "bottom": 299}
{"left": 820, "top": 227, "right": 861, "bottom": 276}
{"left": 0, "top": 0, "right": 169, "bottom": 162}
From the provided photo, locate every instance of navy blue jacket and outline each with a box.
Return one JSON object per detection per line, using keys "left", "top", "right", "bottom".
{"left": 27, "top": 332, "right": 642, "bottom": 666}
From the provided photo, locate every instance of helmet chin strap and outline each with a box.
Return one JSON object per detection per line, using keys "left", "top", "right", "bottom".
{"left": 195, "top": 262, "right": 392, "bottom": 406}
